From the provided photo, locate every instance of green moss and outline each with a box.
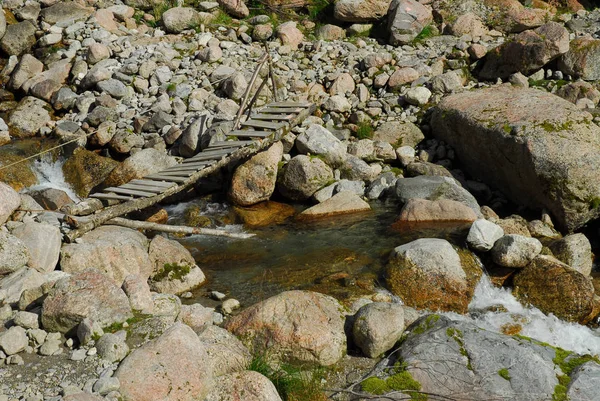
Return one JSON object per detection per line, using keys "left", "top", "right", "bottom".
{"left": 153, "top": 263, "right": 191, "bottom": 282}
{"left": 412, "top": 314, "right": 440, "bottom": 335}
{"left": 154, "top": 0, "right": 176, "bottom": 22}
{"left": 361, "top": 377, "right": 389, "bottom": 395}
{"left": 103, "top": 314, "right": 151, "bottom": 333}
{"left": 307, "top": 0, "right": 332, "bottom": 22}
{"left": 538, "top": 120, "right": 574, "bottom": 133}
{"left": 213, "top": 9, "right": 234, "bottom": 26}
{"left": 589, "top": 197, "right": 600, "bottom": 210}
{"left": 413, "top": 24, "right": 437, "bottom": 44}
{"left": 553, "top": 375, "right": 569, "bottom": 401}
{"left": 446, "top": 327, "right": 472, "bottom": 371}
{"left": 502, "top": 123, "right": 512, "bottom": 134}
{"left": 498, "top": 368, "right": 511, "bottom": 381}
{"left": 361, "top": 363, "right": 426, "bottom": 400}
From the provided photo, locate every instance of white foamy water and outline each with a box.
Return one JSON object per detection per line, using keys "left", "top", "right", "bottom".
{"left": 444, "top": 275, "right": 600, "bottom": 356}
{"left": 28, "top": 157, "right": 80, "bottom": 202}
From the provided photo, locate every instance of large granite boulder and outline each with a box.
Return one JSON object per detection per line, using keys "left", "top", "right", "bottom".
{"left": 12, "top": 222, "right": 61, "bottom": 273}
{"left": 229, "top": 142, "right": 282, "bottom": 206}
{"left": 278, "top": 155, "right": 334, "bottom": 201}
{"left": 62, "top": 148, "right": 119, "bottom": 198}
{"left": 41, "top": 269, "right": 133, "bottom": 335}
{"left": 0, "top": 182, "right": 20, "bottom": 225}
{"left": 479, "top": 22, "right": 569, "bottom": 80}
{"left": 115, "top": 323, "right": 214, "bottom": 401}
{"left": 224, "top": 291, "right": 346, "bottom": 366}
{"left": 385, "top": 239, "right": 478, "bottom": 313}
{"left": 0, "top": 232, "right": 29, "bottom": 275}
{"left": 387, "top": 0, "right": 433, "bottom": 45}
{"left": 60, "top": 226, "right": 153, "bottom": 286}
{"left": 558, "top": 37, "right": 600, "bottom": 81}
{"left": 101, "top": 148, "right": 177, "bottom": 188}
{"left": 204, "top": 371, "right": 282, "bottom": 401}
{"left": 431, "top": 86, "right": 600, "bottom": 232}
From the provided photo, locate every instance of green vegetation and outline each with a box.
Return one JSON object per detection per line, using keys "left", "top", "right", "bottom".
{"left": 590, "top": 197, "right": 600, "bottom": 210}
{"left": 412, "top": 314, "right": 440, "bottom": 335}
{"left": 248, "top": 353, "right": 327, "bottom": 401}
{"left": 498, "top": 368, "right": 511, "bottom": 381}
{"left": 307, "top": 0, "right": 332, "bottom": 22}
{"left": 446, "top": 327, "right": 473, "bottom": 371}
{"left": 153, "top": 263, "right": 192, "bottom": 282}
{"left": 153, "top": 0, "right": 177, "bottom": 22}
{"left": 103, "top": 314, "right": 151, "bottom": 333}
{"left": 413, "top": 25, "right": 437, "bottom": 44}
{"left": 361, "top": 362, "right": 426, "bottom": 400}
{"left": 356, "top": 121, "right": 374, "bottom": 140}
{"left": 213, "top": 9, "right": 234, "bottom": 26}
{"left": 538, "top": 120, "right": 574, "bottom": 133}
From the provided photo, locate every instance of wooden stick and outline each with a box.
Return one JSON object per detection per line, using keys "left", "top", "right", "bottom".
{"left": 107, "top": 217, "right": 254, "bottom": 239}
{"left": 233, "top": 53, "right": 269, "bottom": 131}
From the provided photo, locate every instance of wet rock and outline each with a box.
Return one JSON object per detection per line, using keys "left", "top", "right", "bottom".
{"left": 334, "top": 0, "right": 391, "bottom": 22}
{"left": 299, "top": 191, "right": 370, "bottom": 219}
{"left": 491, "top": 234, "right": 542, "bottom": 268}
{"left": 296, "top": 124, "right": 347, "bottom": 167}
{"left": 148, "top": 235, "right": 206, "bottom": 295}
{"left": 29, "top": 187, "right": 73, "bottom": 211}
{"left": 41, "top": 269, "right": 133, "bottom": 335}
{"left": 11, "top": 222, "right": 61, "bottom": 273}
{"left": 115, "top": 323, "right": 214, "bottom": 401}
{"left": 467, "top": 219, "right": 504, "bottom": 252}
{"left": 204, "top": 371, "right": 282, "bottom": 401}
{"left": 60, "top": 226, "right": 153, "bottom": 286}
{"left": 385, "top": 239, "right": 472, "bottom": 313}
{"left": 197, "top": 325, "right": 252, "bottom": 376}
{"left": 396, "top": 198, "right": 478, "bottom": 225}
{"left": 513, "top": 255, "right": 594, "bottom": 322}
{"left": 0, "top": 182, "right": 20, "bottom": 225}
{"left": 102, "top": 148, "right": 177, "bottom": 188}
{"left": 162, "top": 7, "right": 201, "bottom": 33}
{"left": 480, "top": 22, "right": 569, "bottom": 80}
{"left": 366, "top": 172, "right": 397, "bottom": 199}
{"left": 234, "top": 201, "right": 296, "bottom": 227}
{"left": 548, "top": 234, "right": 593, "bottom": 276}
{"left": 8, "top": 96, "right": 52, "bottom": 138}
{"left": 225, "top": 290, "right": 346, "bottom": 366}
{"left": 229, "top": 142, "right": 283, "bottom": 206}
{"left": 0, "top": 21, "right": 36, "bottom": 56}
{"left": 353, "top": 302, "right": 404, "bottom": 358}
{"left": 62, "top": 148, "right": 119, "bottom": 198}
{"left": 388, "top": 0, "right": 433, "bottom": 45}
{"left": 431, "top": 86, "right": 600, "bottom": 232}
{"left": 558, "top": 37, "right": 600, "bottom": 81}
{"left": 278, "top": 155, "right": 334, "bottom": 201}
{"left": 395, "top": 176, "right": 482, "bottom": 217}
{"left": 0, "top": 326, "right": 28, "bottom": 355}
{"left": 96, "top": 332, "right": 129, "bottom": 363}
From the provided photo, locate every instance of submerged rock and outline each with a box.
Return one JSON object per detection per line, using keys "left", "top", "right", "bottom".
{"left": 233, "top": 201, "right": 295, "bottom": 227}
{"left": 431, "top": 86, "right": 600, "bottom": 232}
{"left": 225, "top": 290, "right": 346, "bottom": 366}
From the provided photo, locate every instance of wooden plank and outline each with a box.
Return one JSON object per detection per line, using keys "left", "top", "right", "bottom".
{"left": 183, "top": 153, "right": 231, "bottom": 163}
{"left": 184, "top": 148, "right": 235, "bottom": 161}
{"left": 268, "top": 101, "right": 312, "bottom": 108}
{"left": 161, "top": 167, "right": 204, "bottom": 174}
{"left": 130, "top": 179, "right": 176, "bottom": 188}
{"left": 119, "top": 183, "right": 166, "bottom": 193}
{"left": 228, "top": 130, "right": 272, "bottom": 138}
{"left": 171, "top": 161, "right": 214, "bottom": 169}
{"left": 241, "top": 120, "right": 287, "bottom": 130}
{"left": 103, "top": 187, "right": 157, "bottom": 197}
{"left": 260, "top": 107, "right": 303, "bottom": 114}
{"left": 90, "top": 193, "right": 134, "bottom": 201}
{"left": 143, "top": 174, "right": 188, "bottom": 183}
{"left": 149, "top": 170, "right": 194, "bottom": 177}
{"left": 208, "top": 141, "right": 254, "bottom": 149}
{"left": 250, "top": 113, "right": 294, "bottom": 121}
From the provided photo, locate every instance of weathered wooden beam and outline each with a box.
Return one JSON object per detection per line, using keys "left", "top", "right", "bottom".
{"left": 107, "top": 217, "right": 254, "bottom": 239}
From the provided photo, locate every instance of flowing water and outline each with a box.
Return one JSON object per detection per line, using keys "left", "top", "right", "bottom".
{"left": 32, "top": 159, "right": 600, "bottom": 356}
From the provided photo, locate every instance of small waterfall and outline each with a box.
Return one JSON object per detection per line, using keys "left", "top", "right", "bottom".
{"left": 28, "top": 157, "right": 80, "bottom": 202}
{"left": 444, "top": 275, "right": 600, "bottom": 356}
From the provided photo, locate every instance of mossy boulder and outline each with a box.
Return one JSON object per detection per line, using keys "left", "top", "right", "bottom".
{"left": 62, "top": 148, "right": 119, "bottom": 197}
{"left": 233, "top": 201, "right": 295, "bottom": 227}
{"left": 385, "top": 239, "right": 481, "bottom": 313}
{"left": 513, "top": 255, "right": 594, "bottom": 322}
{"left": 557, "top": 37, "right": 600, "bottom": 81}
{"left": 431, "top": 86, "right": 600, "bottom": 232}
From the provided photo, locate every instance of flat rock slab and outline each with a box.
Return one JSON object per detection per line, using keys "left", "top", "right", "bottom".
{"left": 299, "top": 191, "right": 371, "bottom": 219}
{"left": 431, "top": 86, "right": 600, "bottom": 232}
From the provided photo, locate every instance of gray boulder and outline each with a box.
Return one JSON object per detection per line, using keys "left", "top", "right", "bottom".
{"left": 388, "top": 0, "right": 432, "bottom": 45}
{"left": 558, "top": 38, "right": 600, "bottom": 81}
{"left": 12, "top": 222, "right": 61, "bottom": 273}
{"left": 278, "top": 155, "right": 334, "bottom": 201}
{"left": 548, "top": 233, "right": 593, "bottom": 276}
{"left": 0, "top": 267, "right": 45, "bottom": 305}
{"left": 353, "top": 302, "right": 404, "bottom": 358}
{"left": 395, "top": 175, "right": 482, "bottom": 217}
{"left": 568, "top": 362, "right": 600, "bottom": 401}
{"left": 0, "top": 232, "right": 29, "bottom": 275}
{"left": 197, "top": 325, "right": 252, "bottom": 376}
{"left": 8, "top": 97, "right": 52, "bottom": 138}
{"left": 0, "top": 326, "right": 28, "bottom": 355}
{"left": 296, "top": 124, "right": 347, "bottom": 167}
{"left": 491, "top": 234, "right": 542, "bottom": 268}
{"left": 480, "top": 22, "right": 569, "bottom": 80}
{"left": 102, "top": 148, "right": 177, "bottom": 188}
{"left": 161, "top": 7, "right": 201, "bottom": 33}
{"left": 0, "top": 9, "right": 6, "bottom": 41}
{"left": 467, "top": 219, "right": 504, "bottom": 252}
{"left": 0, "top": 21, "right": 36, "bottom": 56}
{"left": 366, "top": 172, "right": 397, "bottom": 200}
{"left": 39, "top": 1, "right": 93, "bottom": 25}
{"left": 42, "top": 269, "right": 133, "bottom": 334}
{"left": 373, "top": 121, "right": 424, "bottom": 148}
{"left": 334, "top": 0, "right": 391, "bottom": 22}
{"left": 431, "top": 85, "right": 600, "bottom": 232}
{"left": 96, "top": 332, "right": 129, "bottom": 363}
{"left": 0, "top": 182, "right": 20, "bottom": 225}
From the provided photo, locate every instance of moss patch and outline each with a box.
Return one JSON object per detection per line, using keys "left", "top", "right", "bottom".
{"left": 498, "top": 368, "right": 511, "bottom": 381}
{"left": 153, "top": 263, "right": 191, "bottom": 282}
{"left": 361, "top": 363, "right": 426, "bottom": 400}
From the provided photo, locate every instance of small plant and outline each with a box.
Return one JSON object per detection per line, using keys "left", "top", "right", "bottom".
{"left": 248, "top": 353, "right": 327, "bottom": 401}
{"left": 153, "top": 0, "right": 177, "bottom": 22}
{"left": 356, "top": 122, "right": 374, "bottom": 140}
{"left": 498, "top": 368, "right": 511, "bottom": 381}
{"left": 413, "top": 24, "right": 437, "bottom": 43}
{"left": 213, "top": 9, "right": 234, "bottom": 26}
{"left": 360, "top": 361, "right": 426, "bottom": 400}
{"left": 307, "top": 0, "right": 331, "bottom": 21}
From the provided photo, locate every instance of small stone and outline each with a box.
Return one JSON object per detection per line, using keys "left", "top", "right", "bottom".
{"left": 93, "top": 377, "right": 120, "bottom": 396}
{"left": 13, "top": 311, "right": 39, "bottom": 329}
{"left": 221, "top": 299, "right": 240, "bottom": 314}
{"left": 0, "top": 326, "right": 28, "bottom": 355}
{"left": 467, "top": 219, "right": 505, "bottom": 252}
{"left": 405, "top": 87, "right": 431, "bottom": 105}
{"left": 491, "top": 235, "right": 543, "bottom": 268}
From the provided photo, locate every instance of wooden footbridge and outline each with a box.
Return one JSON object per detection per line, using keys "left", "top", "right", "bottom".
{"left": 62, "top": 100, "right": 316, "bottom": 241}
